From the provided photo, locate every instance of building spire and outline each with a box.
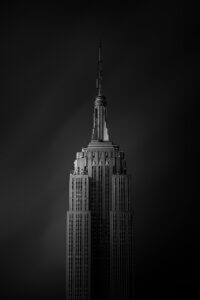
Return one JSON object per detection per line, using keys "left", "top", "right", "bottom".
{"left": 96, "top": 40, "right": 103, "bottom": 96}
{"left": 91, "top": 41, "right": 109, "bottom": 142}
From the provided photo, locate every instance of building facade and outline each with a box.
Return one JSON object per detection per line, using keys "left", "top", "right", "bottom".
{"left": 66, "top": 45, "right": 134, "bottom": 300}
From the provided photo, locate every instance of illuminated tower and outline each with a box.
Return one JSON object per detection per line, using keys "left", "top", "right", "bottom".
{"left": 66, "top": 44, "right": 134, "bottom": 300}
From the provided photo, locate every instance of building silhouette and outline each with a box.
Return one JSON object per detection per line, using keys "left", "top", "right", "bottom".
{"left": 66, "top": 44, "right": 134, "bottom": 300}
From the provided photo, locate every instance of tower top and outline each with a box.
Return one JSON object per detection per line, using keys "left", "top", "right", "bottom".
{"left": 91, "top": 41, "right": 109, "bottom": 142}
{"left": 96, "top": 40, "right": 103, "bottom": 97}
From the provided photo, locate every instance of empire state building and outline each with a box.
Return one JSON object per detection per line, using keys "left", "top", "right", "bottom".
{"left": 66, "top": 45, "right": 134, "bottom": 300}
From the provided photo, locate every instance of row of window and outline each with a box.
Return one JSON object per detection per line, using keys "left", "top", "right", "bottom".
{"left": 71, "top": 178, "right": 88, "bottom": 211}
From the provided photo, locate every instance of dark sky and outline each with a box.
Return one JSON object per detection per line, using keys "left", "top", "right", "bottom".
{"left": 0, "top": 1, "right": 194, "bottom": 300}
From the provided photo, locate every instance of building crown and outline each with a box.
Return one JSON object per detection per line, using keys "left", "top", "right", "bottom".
{"left": 91, "top": 42, "right": 109, "bottom": 142}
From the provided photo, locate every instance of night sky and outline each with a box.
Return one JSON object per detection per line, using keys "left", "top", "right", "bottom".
{"left": 0, "top": 1, "right": 194, "bottom": 300}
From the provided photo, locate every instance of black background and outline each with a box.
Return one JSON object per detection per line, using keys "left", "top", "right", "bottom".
{"left": 0, "top": 1, "right": 195, "bottom": 299}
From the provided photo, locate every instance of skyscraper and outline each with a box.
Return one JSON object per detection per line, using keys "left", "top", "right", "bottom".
{"left": 66, "top": 44, "right": 134, "bottom": 300}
